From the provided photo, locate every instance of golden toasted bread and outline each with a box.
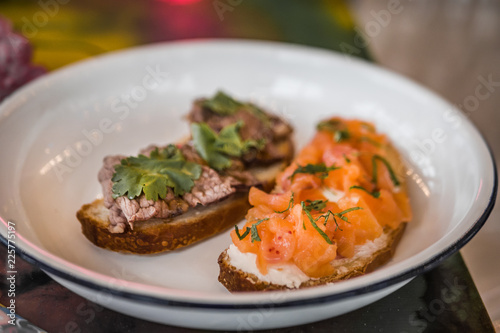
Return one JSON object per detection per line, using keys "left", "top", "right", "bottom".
{"left": 217, "top": 223, "right": 406, "bottom": 291}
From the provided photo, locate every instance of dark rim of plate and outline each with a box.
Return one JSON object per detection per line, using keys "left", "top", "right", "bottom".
{"left": 0, "top": 141, "right": 497, "bottom": 311}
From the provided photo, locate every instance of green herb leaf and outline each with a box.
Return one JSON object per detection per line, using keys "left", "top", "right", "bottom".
{"left": 274, "top": 192, "right": 295, "bottom": 214}
{"left": 318, "top": 210, "right": 341, "bottom": 231}
{"left": 303, "top": 199, "right": 328, "bottom": 213}
{"left": 244, "top": 103, "right": 272, "bottom": 127}
{"left": 201, "top": 91, "right": 243, "bottom": 116}
{"left": 301, "top": 201, "right": 333, "bottom": 244}
{"left": 359, "top": 136, "right": 383, "bottom": 148}
{"left": 349, "top": 185, "right": 381, "bottom": 198}
{"left": 335, "top": 207, "right": 363, "bottom": 222}
{"left": 313, "top": 206, "right": 361, "bottom": 231}
{"left": 202, "top": 91, "right": 272, "bottom": 127}
{"left": 360, "top": 122, "right": 376, "bottom": 132}
{"left": 234, "top": 218, "right": 269, "bottom": 242}
{"left": 343, "top": 153, "right": 351, "bottom": 164}
{"left": 317, "top": 119, "right": 350, "bottom": 142}
{"left": 289, "top": 163, "right": 340, "bottom": 181}
{"left": 334, "top": 130, "right": 351, "bottom": 142}
{"left": 371, "top": 155, "right": 400, "bottom": 186}
{"left": 234, "top": 224, "right": 251, "bottom": 240}
{"left": 111, "top": 145, "right": 202, "bottom": 201}
{"left": 191, "top": 121, "right": 265, "bottom": 171}
{"left": 317, "top": 119, "right": 342, "bottom": 132}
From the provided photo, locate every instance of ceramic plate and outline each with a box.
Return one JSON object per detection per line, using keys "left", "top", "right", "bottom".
{"left": 0, "top": 40, "right": 496, "bottom": 330}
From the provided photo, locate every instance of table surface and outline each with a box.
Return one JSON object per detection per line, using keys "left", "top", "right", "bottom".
{"left": 0, "top": 0, "right": 498, "bottom": 331}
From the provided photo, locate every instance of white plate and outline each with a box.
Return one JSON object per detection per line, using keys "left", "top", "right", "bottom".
{"left": 0, "top": 40, "right": 496, "bottom": 330}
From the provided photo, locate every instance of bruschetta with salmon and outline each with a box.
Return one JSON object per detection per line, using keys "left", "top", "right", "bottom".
{"left": 218, "top": 117, "right": 412, "bottom": 291}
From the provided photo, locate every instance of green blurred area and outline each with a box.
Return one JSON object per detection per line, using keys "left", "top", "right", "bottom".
{"left": 0, "top": 0, "right": 371, "bottom": 70}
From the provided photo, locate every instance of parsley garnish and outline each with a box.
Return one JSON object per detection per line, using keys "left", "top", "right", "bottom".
{"left": 371, "top": 155, "right": 400, "bottom": 187}
{"left": 317, "top": 119, "right": 350, "bottom": 142}
{"left": 234, "top": 218, "right": 269, "bottom": 242}
{"left": 349, "top": 185, "right": 381, "bottom": 198}
{"left": 274, "top": 192, "right": 295, "bottom": 214}
{"left": 289, "top": 163, "right": 340, "bottom": 181}
{"left": 343, "top": 153, "right": 351, "bottom": 164}
{"left": 201, "top": 91, "right": 243, "bottom": 116}
{"left": 111, "top": 145, "right": 202, "bottom": 201}
{"left": 191, "top": 121, "right": 265, "bottom": 171}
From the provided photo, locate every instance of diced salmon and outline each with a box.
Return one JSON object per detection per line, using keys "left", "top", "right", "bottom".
{"left": 248, "top": 187, "right": 292, "bottom": 213}
{"left": 393, "top": 191, "right": 413, "bottom": 221}
{"left": 337, "top": 194, "right": 383, "bottom": 245}
{"left": 290, "top": 205, "right": 337, "bottom": 278}
{"left": 334, "top": 220, "right": 356, "bottom": 258}
{"left": 259, "top": 217, "right": 296, "bottom": 264}
{"left": 350, "top": 188, "right": 404, "bottom": 229}
{"left": 231, "top": 117, "right": 411, "bottom": 279}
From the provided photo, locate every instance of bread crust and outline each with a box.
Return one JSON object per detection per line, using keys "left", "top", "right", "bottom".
{"left": 218, "top": 223, "right": 407, "bottom": 292}
{"left": 78, "top": 193, "right": 251, "bottom": 254}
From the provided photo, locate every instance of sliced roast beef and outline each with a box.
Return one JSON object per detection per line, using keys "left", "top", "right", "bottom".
{"left": 182, "top": 166, "right": 235, "bottom": 206}
{"left": 188, "top": 99, "right": 293, "bottom": 166}
{"left": 98, "top": 146, "right": 244, "bottom": 233}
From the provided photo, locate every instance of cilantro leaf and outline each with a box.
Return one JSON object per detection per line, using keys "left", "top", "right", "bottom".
{"left": 111, "top": 145, "right": 202, "bottom": 201}
{"left": 244, "top": 103, "right": 272, "bottom": 127}
{"left": 201, "top": 91, "right": 271, "bottom": 127}
{"left": 191, "top": 121, "right": 265, "bottom": 171}
{"left": 289, "top": 163, "right": 340, "bottom": 181}
{"left": 201, "top": 91, "right": 243, "bottom": 116}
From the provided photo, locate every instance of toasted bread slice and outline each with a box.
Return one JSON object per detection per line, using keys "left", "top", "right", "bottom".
{"left": 218, "top": 223, "right": 406, "bottom": 291}
{"left": 76, "top": 161, "right": 290, "bottom": 254}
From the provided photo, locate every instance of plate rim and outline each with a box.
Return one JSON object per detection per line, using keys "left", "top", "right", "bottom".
{"left": 0, "top": 38, "right": 497, "bottom": 309}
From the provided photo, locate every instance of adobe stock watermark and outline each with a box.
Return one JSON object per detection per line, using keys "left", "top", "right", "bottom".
{"left": 340, "top": 0, "right": 404, "bottom": 59}
{"left": 412, "top": 73, "right": 499, "bottom": 171}
{"left": 454, "top": 74, "right": 500, "bottom": 118}
{"left": 402, "top": 277, "right": 467, "bottom": 333}
{"left": 236, "top": 291, "right": 286, "bottom": 332}
{"left": 60, "top": 266, "right": 138, "bottom": 333}
{"left": 213, "top": 0, "right": 244, "bottom": 21}
{"left": 21, "top": 0, "right": 71, "bottom": 38}
{"left": 42, "top": 65, "right": 169, "bottom": 182}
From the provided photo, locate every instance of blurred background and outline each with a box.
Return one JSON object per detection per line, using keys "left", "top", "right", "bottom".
{"left": 1, "top": 0, "right": 499, "bottom": 330}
